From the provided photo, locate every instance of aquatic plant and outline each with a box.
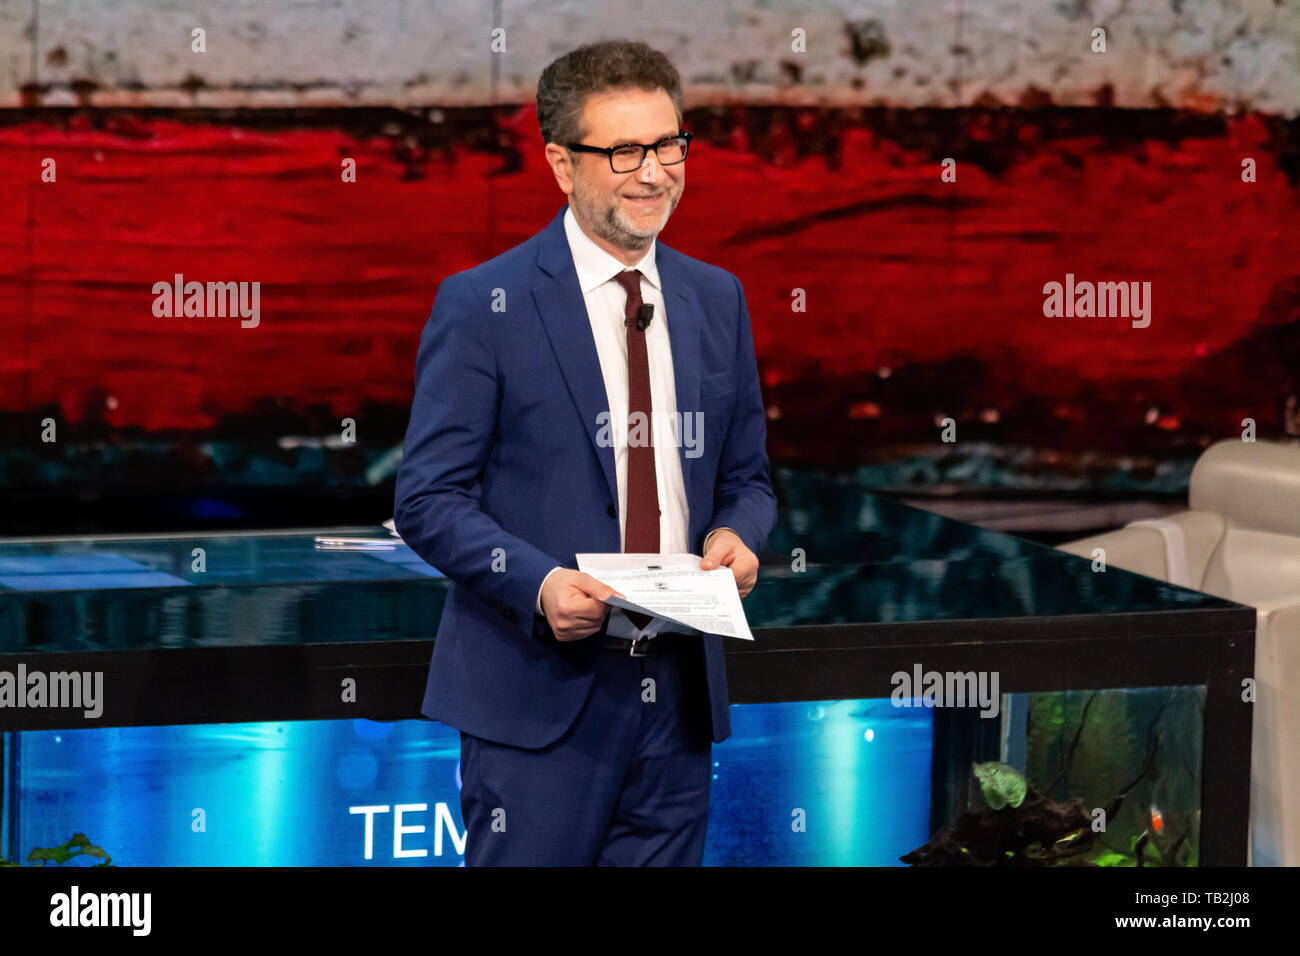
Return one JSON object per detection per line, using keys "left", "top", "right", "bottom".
{"left": 901, "top": 692, "right": 1170, "bottom": 866}
{"left": 0, "top": 832, "right": 112, "bottom": 867}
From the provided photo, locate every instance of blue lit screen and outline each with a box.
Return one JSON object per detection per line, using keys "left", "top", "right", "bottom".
{"left": 10, "top": 699, "right": 932, "bottom": 866}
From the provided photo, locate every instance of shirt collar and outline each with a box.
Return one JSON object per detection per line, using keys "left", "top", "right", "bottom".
{"left": 563, "top": 203, "right": 661, "bottom": 295}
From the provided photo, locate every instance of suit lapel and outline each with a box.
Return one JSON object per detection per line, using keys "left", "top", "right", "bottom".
{"left": 656, "top": 246, "right": 702, "bottom": 496}
{"left": 532, "top": 208, "right": 619, "bottom": 509}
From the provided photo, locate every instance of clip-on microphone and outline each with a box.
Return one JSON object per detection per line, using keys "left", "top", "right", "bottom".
{"left": 636, "top": 303, "right": 654, "bottom": 331}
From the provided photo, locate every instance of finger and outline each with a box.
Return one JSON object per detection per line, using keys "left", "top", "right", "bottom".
{"left": 585, "top": 592, "right": 615, "bottom": 615}
{"left": 701, "top": 547, "right": 732, "bottom": 569}
{"left": 576, "top": 574, "right": 621, "bottom": 601}
{"left": 576, "top": 604, "right": 606, "bottom": 625}
{"left": 556, "top": 614, "right": 600, "bottom": 639}
{"left": 574, "top": 613, "right": 605, "bottom": 636}
{"left": 565, "top": 599, "right": 607, "bottom": 625}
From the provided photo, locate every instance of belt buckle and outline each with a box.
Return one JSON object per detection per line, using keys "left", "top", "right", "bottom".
{"left": 628, "top": 635, "right": 653, "bottom": 657}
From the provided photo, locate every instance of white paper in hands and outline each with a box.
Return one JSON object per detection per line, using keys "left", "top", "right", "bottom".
{"left": 574, "top": 552, "right": 755, "bottom": 641}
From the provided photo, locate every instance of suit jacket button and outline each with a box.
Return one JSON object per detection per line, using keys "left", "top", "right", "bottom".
{"left": 606, "top": 503, "right": 616, "bottom": 518}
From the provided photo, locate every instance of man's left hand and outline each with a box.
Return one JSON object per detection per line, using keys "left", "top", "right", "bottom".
{"left": 700, "top": 529, "right": 758, "bottom": 598}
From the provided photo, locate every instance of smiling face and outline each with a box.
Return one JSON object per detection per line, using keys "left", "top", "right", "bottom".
{"left": 544, "top": 87, "right": 684, "bottom": 266}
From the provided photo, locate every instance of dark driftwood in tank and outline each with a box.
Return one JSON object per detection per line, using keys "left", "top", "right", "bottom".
{"left": 902, "top": 693, "right": 1167, "bottom": 866}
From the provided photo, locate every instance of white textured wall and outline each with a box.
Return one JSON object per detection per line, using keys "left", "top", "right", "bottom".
{"left": 2, "top": 0, "right": 1298, "bottom": 114}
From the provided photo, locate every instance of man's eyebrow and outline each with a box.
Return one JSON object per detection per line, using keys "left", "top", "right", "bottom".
{"left": 608, "top": 131, "right": 681, "bottom": 147}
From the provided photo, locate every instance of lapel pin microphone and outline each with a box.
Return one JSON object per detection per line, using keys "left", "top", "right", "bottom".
{"left": 636, "top": 303, "right": 654, "bottom": 331}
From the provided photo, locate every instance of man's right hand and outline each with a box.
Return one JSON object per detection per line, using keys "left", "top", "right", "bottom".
{"left": 540, "top": 569, "right": 622, "bottom": 641}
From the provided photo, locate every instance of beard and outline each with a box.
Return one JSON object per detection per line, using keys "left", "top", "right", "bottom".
{"left": 569, "top": 167, "right": 680, "bottom": 252}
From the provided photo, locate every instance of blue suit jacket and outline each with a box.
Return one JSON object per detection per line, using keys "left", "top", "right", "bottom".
{"left": 394, "top": 204, "right": 777, "bottom": 749}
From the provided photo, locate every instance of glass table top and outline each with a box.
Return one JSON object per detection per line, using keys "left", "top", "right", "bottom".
{"left": 0, "top": 483, "right": 1241, "bottom": 653}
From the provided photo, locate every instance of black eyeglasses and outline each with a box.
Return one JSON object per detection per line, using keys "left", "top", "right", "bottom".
{"left": 566, "top": 132, "right": 692, "bottom": 173}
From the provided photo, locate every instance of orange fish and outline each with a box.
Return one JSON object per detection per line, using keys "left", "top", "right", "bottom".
{"left": 1150, "top": 805, "right": 1164, "bottom": 833}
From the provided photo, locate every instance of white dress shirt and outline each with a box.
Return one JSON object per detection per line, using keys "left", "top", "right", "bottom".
{"left": 533, "top": 205, "right": 729, "bottom": 636}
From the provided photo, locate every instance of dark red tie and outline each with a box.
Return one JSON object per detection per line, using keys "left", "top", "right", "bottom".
{"left": 614, "top": 269, "right": 659, "bottom": 631}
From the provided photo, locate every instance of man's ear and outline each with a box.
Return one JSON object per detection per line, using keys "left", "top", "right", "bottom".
{"left": 544, "top": 143, "right": 574, "bottom": 195}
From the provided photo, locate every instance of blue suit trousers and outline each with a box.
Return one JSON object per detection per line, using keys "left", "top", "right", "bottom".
{"left": 459, "top": 640, "right": 713, "bottom": 865}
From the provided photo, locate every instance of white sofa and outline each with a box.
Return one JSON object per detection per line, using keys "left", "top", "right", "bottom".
{"left": 1057, "top": 438, "right": 1300, "bottom": 866}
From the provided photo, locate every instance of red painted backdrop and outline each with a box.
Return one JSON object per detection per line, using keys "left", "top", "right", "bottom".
{"left": 2, "top": 105, "right": 1298, "bottom": 485}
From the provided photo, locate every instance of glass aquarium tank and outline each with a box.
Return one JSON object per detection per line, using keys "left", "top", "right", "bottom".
{"left": 903, "top": 685, "right": 1203, "bottom": 866}
{"left": 1, "top": 686, "right": 1203, "bottom": 866}
{"left": 1, "top": 697, "right": 934, "bottom": 867}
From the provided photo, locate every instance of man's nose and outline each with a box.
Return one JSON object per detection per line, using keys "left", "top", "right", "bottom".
{"left": 636, "top": 151, "right": 660, "bottom": 183}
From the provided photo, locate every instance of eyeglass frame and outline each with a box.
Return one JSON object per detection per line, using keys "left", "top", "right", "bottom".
{"left": 565, "top": 131, "right": 693, "bottom": 173}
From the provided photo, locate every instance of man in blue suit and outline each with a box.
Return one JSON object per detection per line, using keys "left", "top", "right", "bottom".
{"left": 394, "top": 39, "right": 777, "bottom": 866}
